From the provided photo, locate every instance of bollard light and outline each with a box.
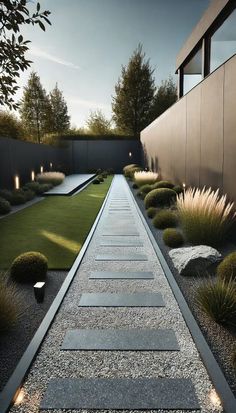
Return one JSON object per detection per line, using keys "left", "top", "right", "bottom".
{"left": 34, "top": 281, "right": 45, "bottom": 303}
{"left": 15, "top": 175, "right": 20, "bottom": 189}
{"left": 31, "top": 170, "right": 35, "bottom": 181}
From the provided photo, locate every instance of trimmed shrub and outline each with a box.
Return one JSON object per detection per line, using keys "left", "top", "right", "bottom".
{"left": 0, "top": 189, "right": 13, "bottom": 202}
{"left": 173, "top": 185, "right": 184, "bottom": 195}
{"left": 107, "top": 168, "right": 114, "bottom": 175}
{"left": 153, "top": 209, "right": 178, "bottom": 229}
{"left": 217, "top": 252, "right": 236, "bottom": 282}
{"left": 36, "top": 171, "right": 65, "bottom": 186}
{"left": 23, "top": 189, "right": 35, "bottom": 202}
{"left": 144, "top": 188, "right": 177, "bottom": 209}
{"left": 147, "top": 207, "right": 157, "bottom": 218}
{"left": 196, "top": 278, "right": 236, "bottom": 326}
{"left": 125, "top": 166, "right": 142, "bottom": 180}
{"left": 177, "top": 187, "right": 235, "bottom": 246}
{"left": 24, "top": 182, "right": 52, "bottom": 195}
{"left": 0, "top": 197, "right": 11, "bottom": 214}
{"left": 163, "top": 228, "right": 184, "bottom": 248}
{"left": 97, "top": 175, "right": 104, "bottom": 182}
{"left": 123, "top": 163, "right": 139, "bottom": 174}
{"left": 152, "top": 180, "right": 174, "bottom": 189}
{"left": 10, "top": 190, "right": 26, "bottom": 205}
{"left": 37, "top": 183, "right": 53, "bottom": 194}
{"left": 11, "top": 251, "right": 48, "bottom": 283}
{"left": 0, "top": 275, "right": 22, "bottom": 332}
{"left": 137, "top": 184, "right": 153, "bottom": 199}
{"left": 93, "top": 178, "right": 100, "bottom": 184}
{"left": 132, "top": 183, "right": 138, "bottom": 189}
{"left": 134, "top": 171, "right": 158, "bottom": 186}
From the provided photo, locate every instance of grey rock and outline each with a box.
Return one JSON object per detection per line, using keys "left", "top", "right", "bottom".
{"left": 169, "top": 245, "right": 221, "bottom": 276}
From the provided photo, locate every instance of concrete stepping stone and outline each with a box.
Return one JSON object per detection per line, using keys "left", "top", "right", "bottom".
{"left": 90, "top": 270, "right": 153, "bottom": 279}
{"left": 99, "top": 240, "right": 143, "bottom": 246}
{"left": 95, "top": 253, "right": 147, "bottom": 261}
{"left": 61, "top": 329, "right": 180, "bottom": 351}
{"left": 78, "top": 292, "right": 165, "bottom": 307}
{"left": 102, "top": 231, "right": 139, "bottom": 236}
{"left": 40, "top": 378, "right": 200, "bottom": 410}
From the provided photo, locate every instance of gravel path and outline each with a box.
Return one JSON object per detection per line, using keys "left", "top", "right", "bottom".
{"left": 9, "top": 175, "right": 222, "bottom": 413}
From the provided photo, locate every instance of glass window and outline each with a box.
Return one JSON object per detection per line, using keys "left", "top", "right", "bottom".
{"left": 210, "top": 8, "right": 236, "bottom": 72}
{"left": 183, "top": 46, "right": 202, "bottom": 95}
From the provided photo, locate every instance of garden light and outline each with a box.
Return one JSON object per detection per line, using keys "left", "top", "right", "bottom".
{"left": 34, "top": 281, "right": 46, "bottom": 303}
{"left": 40, "top": 165, "right": 44, "bottom": 173}
{"left": 50, "top": 162, "right": 53, "bottom": 169}
{"left": 14, "top": 175, "right": 20, "bottom": 189}
{"left": 31, "top": 170, "right": 35, "bottom": 181}
{"left": 129, "top": 152, "right": 132, "bottom": 157}
{"left": 14, "top": 388, "right": 25, "bottom": 405}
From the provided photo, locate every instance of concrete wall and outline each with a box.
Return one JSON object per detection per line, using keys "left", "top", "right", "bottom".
{"left": 71, "top": 140, "right": 142, "bottom": 173}
{"left": 141, "top": 54, "right": 236, "bottom": 201}
{"left": 0, "top": 138, "right": 72, "bottom": 189}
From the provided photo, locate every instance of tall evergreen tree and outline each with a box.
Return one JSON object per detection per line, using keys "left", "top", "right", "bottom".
{"left": 112, "top": 44, "right": 156, "bottom": 138}
{"left": 49, "top": 83, "right": 70, "bottom": 133}
{"left": 86, "top": 110, "right": 112, "bottom": 135}
{"left": 19, "top": 71, "right": 51, "bottom": 143}
{"left": 150, "top": 76, "right": 177, "bottom": 121}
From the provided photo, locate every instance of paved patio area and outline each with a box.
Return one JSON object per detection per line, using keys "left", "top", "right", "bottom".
{"left": 9, "top": 175, "right": 222, "bottom": 413}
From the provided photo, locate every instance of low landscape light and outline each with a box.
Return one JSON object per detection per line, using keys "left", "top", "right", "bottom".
{"left": 40, "top": 165, "right": 44, "bottom": 173}
{"left": 15, "top": 175, "right": 20, "bottom": 189}
{"left": 34, "top": 281, "right": 46, "bottom": 303}
{"left": 50, "top": 162, "right": 53, "bottom": 169}
{"left": 14, "top": 388, "right": 25, "bottom": 405}
{"left": 31, "top": 170, "right": 35, "bottom": 181}
{"left": 129, "top": 152, "right": 132, "bottom": 158}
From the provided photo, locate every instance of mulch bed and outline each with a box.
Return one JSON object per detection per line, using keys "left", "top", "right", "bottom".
{"left": 128, "top": 180, "right": 236, "bottom": 397}
{"left": 0, "top": 271, "right": 67, "bottom": 391}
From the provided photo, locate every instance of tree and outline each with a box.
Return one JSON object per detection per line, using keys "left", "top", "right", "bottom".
{"left": 150, "top": 76, "right": 177, "bottom": 121}
{"left": 0, "top": 110, "right": 25, "bottom": 139}
{"left": 19, "top": 71, "right": 52, "bottom": 143}
{"left": 86, "top": 110, "right": 112, "bottom": 135}
{"left": 112, "top": 44, "right": 156, "bottom": 138}
{"left": 0, "top": 0, "right": 51, "bottom": 110}
{"left": 49, "top": 83, "right": 70, "bottom": 133}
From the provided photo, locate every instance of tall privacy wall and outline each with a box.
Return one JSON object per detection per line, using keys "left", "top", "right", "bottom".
{"left": 0, "top": 138, "right": 72, "bottom": 189}
{"left": 141, "top": 54, "right": 236, "bottom": 202}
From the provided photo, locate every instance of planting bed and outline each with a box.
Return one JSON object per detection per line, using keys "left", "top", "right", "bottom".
{"left": 128, "top": 179, "right": 236, "bottom": 397}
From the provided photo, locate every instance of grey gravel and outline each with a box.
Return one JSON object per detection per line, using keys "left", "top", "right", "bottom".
{"left": 9, "top": 175, "right": 223, "bottom": 413}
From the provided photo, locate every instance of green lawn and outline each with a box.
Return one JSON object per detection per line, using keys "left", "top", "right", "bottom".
{"left": 0, "top": 176, "right": 113, "bottom": 270}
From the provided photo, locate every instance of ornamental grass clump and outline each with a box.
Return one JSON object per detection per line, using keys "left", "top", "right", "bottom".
{"left": 0, "top": 275, "right": 22, "bottom": 332}
{"left": 217, "top": 252, "right": 236, "bottom": 282}
{"left": 134, "top": 171, "right": 158, "bottom": 187}
{"left": 196, "top": 278, "right": 236, "bottom": 327}
{"left": 177, "top": 187, "right": 236, "bottom": 246}
{"left": 36, "top": 171, "right": 65, "bottom": 186}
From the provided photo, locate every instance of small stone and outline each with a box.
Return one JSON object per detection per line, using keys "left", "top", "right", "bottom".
{"left": 169, "top": 245, "right": 221, "bottom": 276}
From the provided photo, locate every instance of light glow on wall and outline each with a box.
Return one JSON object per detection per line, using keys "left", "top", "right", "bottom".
{"left": 40, "top": 166, "right": 43, "bottom": 173}
{"left": 31, "top": 171, "right": 35, "bottom": 181}
{"left": 50, "top": 162, "right": 53, "bottom": 169}
{"left": 15, "top": 175, "right": 20, "bottom": 189}
{"left": 129, "top": 152, "right": 132, "bottom": 158}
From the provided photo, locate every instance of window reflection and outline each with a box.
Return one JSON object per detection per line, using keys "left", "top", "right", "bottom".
{"left": 183, "top": 47, "right": 202, "bottom": 95}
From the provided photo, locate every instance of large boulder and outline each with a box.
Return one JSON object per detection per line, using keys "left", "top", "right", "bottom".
{"left": 169, "top": 245, "right": 221, "bottom": 276}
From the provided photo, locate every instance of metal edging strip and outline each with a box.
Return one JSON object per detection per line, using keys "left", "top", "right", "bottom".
{"left": 127, "top": 178, "right": 236, "bottom": 413}
{"left": 0, "top": 176, "right": 115, "bottom": 413}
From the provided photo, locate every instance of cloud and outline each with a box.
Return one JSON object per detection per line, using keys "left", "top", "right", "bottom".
{"left": 28, "top": 46, "right": 80, "bottom": 69}
{"left": 67, "top": 97, "right": 111, "bottom": 110}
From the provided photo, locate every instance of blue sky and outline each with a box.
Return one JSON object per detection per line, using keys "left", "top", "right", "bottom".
{"left": 16, "top": 0, "right": 210, "bottom": 127}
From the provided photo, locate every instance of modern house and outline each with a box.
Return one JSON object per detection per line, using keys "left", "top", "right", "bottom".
{"left": 141, "top": 0, "right": 236, "bottom": 201}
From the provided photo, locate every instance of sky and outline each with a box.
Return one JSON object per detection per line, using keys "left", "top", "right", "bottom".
{"left": 15, "top": 0, "right": 210, "bottom": 128}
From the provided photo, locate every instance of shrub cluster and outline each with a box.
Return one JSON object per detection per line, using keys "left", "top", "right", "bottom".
{"left": 153, "top": 209, "right": 178, "bottom": 229}
{"left": 0, "top": 197, "right": 11, "bottom": 214}
{"left": 36, "top": 171, "right": 65, "bottom": 186}
{"left": 97, "top": 175, "right": 104, "bottom": 182}
{"left": 144, "top": 188, "right": 176, "bottom": 209}
{"left": 11, "top": 251, "right": 48, "bottom": 283}
{"left": 163, "top": 228, "right": 184, "bottom": 248}
{"left": 93, "top": 178, "right": 100, "bottom": 184}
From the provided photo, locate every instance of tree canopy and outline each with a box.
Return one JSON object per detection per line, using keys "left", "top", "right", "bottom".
{"left": 0, "top": 0, "right": 51, "bottom": 110}
{"left": 150, "top": 76, "right": 177, "bottom": 121}
{"left": 49, "top": 83, "right": 70, "bottom": 134}
{"left": 86, "top": 110, "right": 112, "bottom": 135}
{"left": 112, "top": 44, "right": 156, "bottom": 138}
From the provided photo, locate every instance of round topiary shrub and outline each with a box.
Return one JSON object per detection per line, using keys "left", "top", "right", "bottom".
{"left": 11, "top": 251, "right": 48, "bottom": 283}
{"left": 132, "top": 183, "right": 138, "bottom": 189}
{"left": 217, "top": 252, "right": 236, "bottom": 282}
{"left": 10, "top": 190, "right": 26, "bottom": 205}
{"left": 97, "top": 175, "right": 104, "bottom": 182}
{"left": 93, "top": 178, "right": 100, "bottom": 184}
{"left": 0, "top": 197, "right": 11, "bottom": 214}
{"left": 153, "top": 209, "right": 178, "bottom": 229}
{"left": 23, "top": 189, "right": 35, "bottom": 201}
{"left": 173, "top": 185, "right": 184, "bottom": 195}
{"left": 163, "top": 228, "right": 184, "bottom": 248}
{"left": 144, "top": 188, "right": 177, "bottom": 209}
{"left": 152, "top": 180, "right": 174, "bottom": 189}
{"left": 137, "top": 184, "right": 153, "bottom": 198}
{"left": 147, "top": 207, "right": 157, "bottom": 218}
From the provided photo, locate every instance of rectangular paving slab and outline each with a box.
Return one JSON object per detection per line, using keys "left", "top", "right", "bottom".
{"left": 99, "top": 240, "right": 143, "bottom": 246}
{"left": 89, "top": 270, "right": 153, "bottom": 279}
{"left": 95, "top": 254, "right": 148, "bottom": 261}
{"left": 61, "top": 329, "right": 180, "bottom": 351}
{"left": 78, "top": 292, "right": 165, "bottom": 307}
{"left": 40, "top": 378, "right": 200, "bottom": 410}
{"left": 102, "top": 231, "right": 139, "bottom": 236}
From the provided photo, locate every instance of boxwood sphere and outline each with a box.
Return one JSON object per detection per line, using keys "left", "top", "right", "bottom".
{"left": 11, "top": 251, "right": 48, "bottom": 283}
{"left": 144, "top": 188, "right": 176, "bottom": 209}
{"left": 152, "top": 180, "right": 174, "bottom": 189}
{"left": 147, "top": 207, "right": 157, "bottom": 218}
{"left": 93, "top": 178, "right": 100, "bottom": 184}
{"left": 153, "top": 209, "right": 178, "bottom": 229}
{"left": 0, "top": 197, "right": 11, "bottom": 214}
{"left": 163, "top": 228, "right": 184, "bottom": 248}
{"left": 217, "top": 252, "right": 236, "bottom": 282}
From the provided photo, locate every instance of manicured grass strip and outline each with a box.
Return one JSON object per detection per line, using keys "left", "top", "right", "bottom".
{"left": 0, "top": 177, "right": 113, "bottom": 270}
